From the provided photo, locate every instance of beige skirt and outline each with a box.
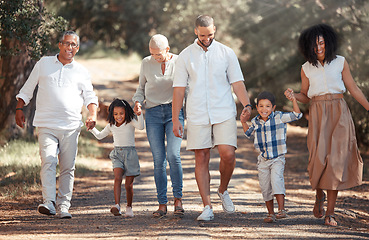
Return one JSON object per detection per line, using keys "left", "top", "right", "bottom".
{"left": 307, "top": 94, "right": 363, "bottom": 190}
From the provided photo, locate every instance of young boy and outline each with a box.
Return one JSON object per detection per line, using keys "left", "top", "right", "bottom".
{"left": 240, "top": 91, "right": 302, "bottom": 223}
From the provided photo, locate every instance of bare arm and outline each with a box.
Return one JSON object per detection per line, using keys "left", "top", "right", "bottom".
{"left": 231, "top": 81, "right": 252, "bottom": 120}
{"left": 293, "top": 68, "right": 311, "bottom": 104}
{"left": 85, "top": 103, "right": 98, "bottom": 130}
{"left": 172, "top": 87, "right": 186, "bottom": 138}
{"left": 342, "top": 59, "right": 369, "bottom": 111}
{"left": 15, "top": 99, "right": 26, "bottom": 128}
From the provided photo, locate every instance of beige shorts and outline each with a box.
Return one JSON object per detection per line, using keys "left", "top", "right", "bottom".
{"left": 186, "top": 117, "right": 237, "bottom": 150}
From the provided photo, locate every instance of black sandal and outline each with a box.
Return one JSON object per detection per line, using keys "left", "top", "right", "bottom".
{"left": 153, "top": 205, "right": 167, "bottom": 218}
{"left": 174, "top": 198, "right": 184, "bottom": 216}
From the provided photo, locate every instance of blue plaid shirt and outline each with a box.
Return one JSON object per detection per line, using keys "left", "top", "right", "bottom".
{"left": 245, "top": 111, "right": 302, "bottom": 159}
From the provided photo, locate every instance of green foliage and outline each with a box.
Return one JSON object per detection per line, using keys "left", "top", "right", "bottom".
{"left": 0, "top": 0, "right": 68, "bottom": 59}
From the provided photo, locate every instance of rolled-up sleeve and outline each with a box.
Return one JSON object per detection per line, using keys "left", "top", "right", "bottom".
{"left": 82, "top": 72, "right": 98, "bottom": 108}
{"left": 16, "top": 60, "right": 41, "bottom": 106}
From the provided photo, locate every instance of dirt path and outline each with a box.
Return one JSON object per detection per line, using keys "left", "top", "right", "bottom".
{"left": 1, "top": 58, "right": 368, "bottom": 239}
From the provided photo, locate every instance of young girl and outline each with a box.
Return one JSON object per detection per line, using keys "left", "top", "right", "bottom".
{"left": 89, "top": 99, "right": 144, "bottom": 217}
{"left": 285, "top": 24, "right": 369, "bottom": 226}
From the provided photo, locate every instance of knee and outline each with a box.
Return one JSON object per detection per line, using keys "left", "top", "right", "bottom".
{"left": 220, "top": 151, "right": 235, "bottom": 165}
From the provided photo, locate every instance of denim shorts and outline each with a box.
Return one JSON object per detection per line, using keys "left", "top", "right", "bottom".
{"left": 109, "top": 146, "right": 140, "bottom": 176}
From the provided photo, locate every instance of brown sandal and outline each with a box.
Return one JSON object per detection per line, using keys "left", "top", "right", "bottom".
{"left": 174, "top": 198, "right": 184, "bottom": 216}
{"left": 313, "top": 192, "right": 326, "bottom": 218}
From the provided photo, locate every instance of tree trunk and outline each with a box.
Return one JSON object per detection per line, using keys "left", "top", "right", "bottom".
{"left": 0, "top": 38, "right": 36, "bottom": 140}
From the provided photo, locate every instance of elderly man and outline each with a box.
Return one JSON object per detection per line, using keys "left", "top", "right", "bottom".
{"left": 15, "top": 31, "right": 98, "bottom": 219}
{"left": 172, "top": 15, "right": 251, "bottom": 221}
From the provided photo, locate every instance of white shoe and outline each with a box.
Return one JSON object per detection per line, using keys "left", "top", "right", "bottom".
{"left": 125, "top": 206, "right": 134, "bottom": 217}
{"left": 217, "top": 190, "right": 235, "bottom": 213}
{"left": 38, "top": 200, "right": 56, "bottom": 215}
{"left": 57, "top": 206, "right": 72, "bottom": 219}
{"left": 196, "top": 205, "right": 214, "bottom": 221}
{"left": 110, "top": 204, "right": 121, "bottom": 216}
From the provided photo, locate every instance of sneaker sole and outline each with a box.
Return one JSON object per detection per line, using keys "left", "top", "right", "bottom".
{"left": 59, "top": 214, "right": 72, "bottom": 219}
{"left": 197, "top": 216, "right": 214, "bottom": 221}
{"left": 38, "top": 206, "right": 56, "bottom": 215}
{"left": 111, "top": 208, "right": 121, "bottom": 216}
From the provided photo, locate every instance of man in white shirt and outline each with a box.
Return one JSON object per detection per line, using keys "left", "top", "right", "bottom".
{"left": 172, "top": 15, "right": 252, "bottom": 221}
{"left": 15, "top": 31, "right": 98, "bottom": 219}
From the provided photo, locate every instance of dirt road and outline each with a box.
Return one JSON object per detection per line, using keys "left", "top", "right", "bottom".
{"left": 1, "top": 58, "right": 368, "bottom": 239}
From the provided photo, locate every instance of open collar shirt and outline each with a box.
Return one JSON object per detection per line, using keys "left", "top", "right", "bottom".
{"left": 132, "top": 54, "right": 178, "bottom": 109}
{"left": 245, "top": 111, "right": 303, "bottom": 159}
{"left": 173, "top": 39, "right": 244, "bottom": 125}
{"left": 16, "top": 55, "right": 98, "bottom": 130}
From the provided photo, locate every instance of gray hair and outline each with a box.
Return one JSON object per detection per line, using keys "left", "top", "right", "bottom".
{"left": 59, "top": 31, "right": 80, "bottom": 45}
{"left": 195, "top": 15, "right": 214, "bottom": 28}
{"left": 149, "top": 34, "right": 169, "bottom": 50}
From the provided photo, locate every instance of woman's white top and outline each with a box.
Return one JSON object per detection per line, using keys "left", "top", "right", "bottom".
{"left": 302, "top": 55, "right": 346, "bottom": 98}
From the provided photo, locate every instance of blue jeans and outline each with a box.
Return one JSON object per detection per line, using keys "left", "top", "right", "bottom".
{"left": 145, "top": 103, "right": 184, "bottom": 204}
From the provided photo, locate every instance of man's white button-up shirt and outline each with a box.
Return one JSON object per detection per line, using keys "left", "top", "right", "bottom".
{"left": 173, "top": 39, "right": 244, "bottom": 125}
{"left": 16, "top": 55, "right": 98, "bottom": 130}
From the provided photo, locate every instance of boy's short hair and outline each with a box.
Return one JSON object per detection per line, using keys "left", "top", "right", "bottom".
{"left": 257, "top": 91, "right": 276, "bottom": 106}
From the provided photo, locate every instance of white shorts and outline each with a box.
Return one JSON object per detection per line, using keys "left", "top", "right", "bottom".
{"left": 186, "top": 117, "right": 237, "bottom": 150}
{"left": 257, "top": 154, "right": 286, "bottom": 201}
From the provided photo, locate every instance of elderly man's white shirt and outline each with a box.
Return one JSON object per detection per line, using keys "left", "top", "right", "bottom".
{"left": 173, "top": 39, "right": 244, "bottom": 125}
{"left": 16, "top": 55, "right": 98, "bottom": 130}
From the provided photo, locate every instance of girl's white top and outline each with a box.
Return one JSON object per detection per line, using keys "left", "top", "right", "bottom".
{"left": 302, "top": 55, "right": 346, "bottom": 98}
{"left": 89, "top": 114, "right": 144, "bottom": 147}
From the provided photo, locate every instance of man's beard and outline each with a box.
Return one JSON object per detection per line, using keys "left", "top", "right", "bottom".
{"left": 198, "top": 38, "right": 213, "bottom": 48}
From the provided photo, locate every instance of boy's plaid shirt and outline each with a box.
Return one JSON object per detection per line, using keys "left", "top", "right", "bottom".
{"left": 245, "top": 111, "right": 302, "bottom": 159}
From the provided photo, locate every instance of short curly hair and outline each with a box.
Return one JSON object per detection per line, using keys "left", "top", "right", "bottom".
{"left": 298, "top": 24, "right": 338, "bottom": 67}
{"left": 257, "top": 91, "right": 276, "bottom": 106}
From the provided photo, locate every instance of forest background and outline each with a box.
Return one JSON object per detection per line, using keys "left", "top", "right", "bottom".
{"left": 0, "top": 1, "right": 369, "bottom": 172}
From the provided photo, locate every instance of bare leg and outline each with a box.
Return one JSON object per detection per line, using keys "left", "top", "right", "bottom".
{"left": 275, "top": 194, "right": 285, "bottom": 211}
{"left": 194, "top": 148, "right": 211, "bottom": 207}
{"left": 113, "top": 168, "right": 124, "bottom": 205}
{"left": 217, "top": 145, "right": 236, "bottom": 194}
{"left": 325, "top": 190, "right": 338, "bottom": 226}
{"left": 313, "top": 188, "right": 325, "bottom": 218}
{"left": 125, "top": 176, "right": 135, "bottom": 207}
{"left": 265, "top": 200, "right": 274, "bottom": 215}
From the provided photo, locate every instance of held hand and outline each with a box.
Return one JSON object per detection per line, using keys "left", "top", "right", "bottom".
{"left": 85, "top": 117, "right": 96, "bottom": 131}
{"left": 134, "top": 102, "right": 142, "bottom": 116}
{"left": 284, "top": 88, "right": 296, "bottom": 101}
{"left": 15, "top": 110, "right": 25, "bottom": 128}
{"left": 172, "top": 120, "right": 183, "bottom": 138}
{"left": 240, "top": 106, "right": 251, "bottom": 122}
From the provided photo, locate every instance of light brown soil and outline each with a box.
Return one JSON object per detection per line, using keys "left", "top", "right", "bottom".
{"left": 1, "top": 58, "right": 368, "bottom": 239}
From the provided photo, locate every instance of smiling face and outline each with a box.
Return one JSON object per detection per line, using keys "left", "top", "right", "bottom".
{"left": 195, "top": 25, "right": 216, "bottom": 48}
{"left": 58, "top": 35, "right": 79, "bottom": 65}
{"left": 113, "top": 106, "right": 126, "bottom": 127}
{"left": 149, "top": 47, "right": 169, "bottom": 63}
{"left": 315, "top": 35, "right": 325, "bottom": 64}
{"left": 256, "top": 99, "right": 276, "bottom": 121}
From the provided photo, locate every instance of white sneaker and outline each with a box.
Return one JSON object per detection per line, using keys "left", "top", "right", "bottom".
{"left": 57, "top": 206, "right": 72, "bottom": 219}
{"left": 125, "top": 206, "right": 134, "bottom": 217}
{"left": 110, "top": 204, "right": 121, "bottom": 216}
{"left": 196, "top": 205, "right": 214, "bottom": 221}
{"left": 37, "top": 200, "right": 56, "bottom": 215}
{"left": 217, "top": 190, "right": 235, "bottom": 213}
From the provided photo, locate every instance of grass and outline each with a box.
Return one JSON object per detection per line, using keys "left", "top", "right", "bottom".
{"left": 0, "top": 128, "right": 106, "bottom": 199}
